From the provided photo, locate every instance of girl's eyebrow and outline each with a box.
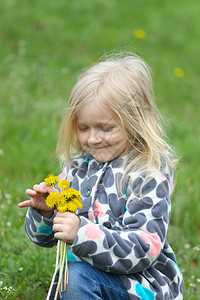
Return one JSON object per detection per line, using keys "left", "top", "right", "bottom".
{"left": 77, "top": 118, "right": 115, "bottom": 125}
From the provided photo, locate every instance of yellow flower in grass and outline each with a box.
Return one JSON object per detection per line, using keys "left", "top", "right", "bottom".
{"left": 173, "top": 68, "right": 184, "bottom": 78}
{"left": 44, "top": 174, "right": 59, "bottom": 186}
{"left": 133, "top": 29, "right": 147, "bottom": 39}
{"left": 58, "top": 179, "right": 70, "bottom": 189}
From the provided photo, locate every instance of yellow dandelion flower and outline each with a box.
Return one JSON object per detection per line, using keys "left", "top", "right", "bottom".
{"left": 44, "top": 174, "right": 59, "bottom": 186}
{"left": 58, "top": 179, "right": 70, "bottom": 189}
{"left": 173, "top": 68, "right": 184, "bottom": 78}
{"left": 73, "top": 198, "right": 83, "bottom": 210}
{"left": 61, "top": 187, "right": 73, "bottom": 198}
{"left": 45, "top": 192, "right": 59, "bottom": 208}
{"left": 55, "top": 194, "right": 67, "bottom": 211}
{"left": 61, "top": 187, "right": 81, "bottom": 200}
{"left": 56, "top": 194, "right": 82, "bottom": 212}
{"left": 0, "top": 188, "right": 2, "bottom": 194}
{"left": 71, "top": 189, "right": 82, "bottom": 199}
{"left": 133, "top": 29, "right": 147, "bottom": 39}
{"left": 56, "top": 193, "right": 66, "bottom": 204}
{"left": 66, "top": 201, "right": 79, "bottom": 212}
{"left": 57, "top": 202, "right": 68, "bottom": 212}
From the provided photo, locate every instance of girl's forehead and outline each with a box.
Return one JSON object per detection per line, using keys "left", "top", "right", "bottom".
{"left": 77, "top": 101, "right": 115, "bottom": 122}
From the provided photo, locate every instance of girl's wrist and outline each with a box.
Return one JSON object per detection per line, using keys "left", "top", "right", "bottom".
{"left": 36, "top": 209, "right": 54, "bottom": 219}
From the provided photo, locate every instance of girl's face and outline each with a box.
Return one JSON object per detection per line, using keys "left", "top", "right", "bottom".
{"left": 76, "top": 101, "right": 129, "bottom": 163}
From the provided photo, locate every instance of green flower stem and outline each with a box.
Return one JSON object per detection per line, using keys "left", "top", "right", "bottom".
{"left": 64, "top": 249, "right": 68, "bottom": 288}
{"left": 46, "top": 242, "right": 60, "bottom": 300}
{"left": 46, "top": 240, "right": 68, "bottom": 300}
{"left": 54, "top": 240, "right": 68, "bottom": 300}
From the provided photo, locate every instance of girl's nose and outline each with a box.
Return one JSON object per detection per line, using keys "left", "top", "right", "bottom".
{"left": 88, "top": 129, "right": 102, "bottom": 144}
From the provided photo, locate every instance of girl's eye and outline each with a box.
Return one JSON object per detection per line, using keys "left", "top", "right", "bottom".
{"left": 102, "top": 126, "right": 113, "bottom": 132}
{"left": 78, "top": 126, "right": 88, "bottom": 131}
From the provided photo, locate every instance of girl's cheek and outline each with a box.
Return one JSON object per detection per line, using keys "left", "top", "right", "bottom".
{"left": 105, "top": 132, "right": 113, "bottom": 141}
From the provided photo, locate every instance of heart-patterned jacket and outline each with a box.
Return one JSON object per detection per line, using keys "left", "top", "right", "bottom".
{"left": 25, "top": 153, "right": 184, "bottom": 299}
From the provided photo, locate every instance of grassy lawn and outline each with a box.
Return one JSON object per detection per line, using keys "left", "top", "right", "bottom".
{"left": 0, "top": 0, "right": 200, "bottom": 299}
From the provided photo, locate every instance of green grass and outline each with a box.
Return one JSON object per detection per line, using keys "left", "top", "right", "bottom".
{"left": 0, "top": 0, "right": 200, "bottom": 298}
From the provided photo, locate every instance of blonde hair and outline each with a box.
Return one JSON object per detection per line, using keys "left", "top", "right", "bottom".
{"left": 56, "top": 52, "right": 176, "bottom": 190}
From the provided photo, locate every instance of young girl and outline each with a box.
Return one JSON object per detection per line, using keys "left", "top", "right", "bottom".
{"left": 18, "top": 52, "right": 184, "bottom": 299}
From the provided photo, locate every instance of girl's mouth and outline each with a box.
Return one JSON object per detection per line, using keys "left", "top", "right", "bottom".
{"left": 91, "top": 146, "right": 109, "bottom": 150}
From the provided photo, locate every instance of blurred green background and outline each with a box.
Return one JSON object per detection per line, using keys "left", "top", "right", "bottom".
{"left": 0, "top": 0, "right": 200, "bottom": 299}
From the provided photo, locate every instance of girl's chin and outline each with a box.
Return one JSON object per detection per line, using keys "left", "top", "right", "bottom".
{"left": 91, "top": 152, "right": 116, "bottom": 163}
{"left": 88, "top": 152, "right": 109, "bottom": 163}
{"left": 83, "top": 146, "right": 120, "bottom": 162}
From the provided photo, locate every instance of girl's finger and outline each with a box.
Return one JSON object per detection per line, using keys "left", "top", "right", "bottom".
{"left": 33, "top": 184, "right": 46, "bottom": 193}
{"left": 18, "top": 199, "right": 33, "bottom": 208}
{"left": 26, "top": 189, "right": 37, "bottom": 197}
{"left": 55, "top": 211, "right": 67, "bottom": 218}
{"left": 54, "top": 232, "right": 63, "bottom": 240}
{"left": 53, "top": 216, "right": 66, "bottom": 225}
{"left": 54, "top": 209, "right": 58, "bottom": 215}
{"left": 33, "top": 184, "right": 55, "bottom": 194}
{"left": 53, "top": 224, "right": 63, "bottom": 232}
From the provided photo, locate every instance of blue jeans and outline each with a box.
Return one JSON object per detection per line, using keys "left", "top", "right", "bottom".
{"left": 59, "top": 261, "right": 129, "bottom": 300}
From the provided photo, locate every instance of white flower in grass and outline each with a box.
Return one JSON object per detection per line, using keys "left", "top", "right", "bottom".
{"left": 194, "top": 246, "right": 200, "bottom": 251}
{"left": 5, "top": 193, "right": 12, "bottom": 200}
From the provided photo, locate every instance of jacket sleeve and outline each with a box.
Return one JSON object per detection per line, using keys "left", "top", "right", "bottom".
{"left": 70, "top": 169, "right": 173, "bottom": 274}
{"left": 24, "top": 207, "right": 56, "bottom": 248}
{"left": 24, "top": 169, "right": 67, "bottom": 247}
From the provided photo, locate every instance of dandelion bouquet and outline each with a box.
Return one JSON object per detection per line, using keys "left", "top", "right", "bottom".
{"left": 44, "top": 174, "right": 82, "bottom": 300}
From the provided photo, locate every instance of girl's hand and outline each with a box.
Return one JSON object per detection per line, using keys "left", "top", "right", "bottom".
{"left": 53, "top": 210, "right": 80, "bottom": 244}
{"left": 18, "top": 182, "right": 55, "bottom": 218}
